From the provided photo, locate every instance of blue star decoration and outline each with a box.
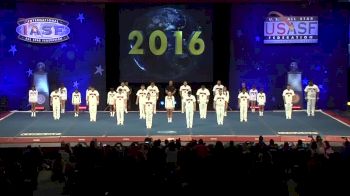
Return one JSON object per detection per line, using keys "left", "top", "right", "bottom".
{"left": 73, "top": 81, "right": 79, "bottom": 88}
{"left": 94, "top": 65, "right": 104, "bottom": 76}
{"left": 8, "top": 45, "right": 17, "bottom": 56}
{"left": 26, "top": 68, "right": 33, "bottom": 77}
{"left": 94, "top": 36, "right": 101, "bottom": 45}
{"left": 77, "top": 13, "right": 85, "bottom": 23}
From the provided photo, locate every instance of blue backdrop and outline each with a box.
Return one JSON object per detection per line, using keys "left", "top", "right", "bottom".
{"left": 0, "top": 3, "right": 106, "bottom": 110}
{"left": 230, "top": 3, "right": 349, "bottom": 110}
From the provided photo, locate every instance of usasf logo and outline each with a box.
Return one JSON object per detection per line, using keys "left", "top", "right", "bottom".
{"left": 16, "top": 17, "right": 70, "bottom": 44}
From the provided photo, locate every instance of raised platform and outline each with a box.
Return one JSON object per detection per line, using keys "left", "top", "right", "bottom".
{"left": 0, "top": 110, "right": 349, "bottom": 146}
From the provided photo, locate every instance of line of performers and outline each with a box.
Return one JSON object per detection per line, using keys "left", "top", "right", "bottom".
{"left": 28, "top": 80, "right": 320, "bottom": 128}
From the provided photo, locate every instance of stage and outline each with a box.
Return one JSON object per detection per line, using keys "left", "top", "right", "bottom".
{"left": 0, "top": 110, "right": 349, "bottom": 146}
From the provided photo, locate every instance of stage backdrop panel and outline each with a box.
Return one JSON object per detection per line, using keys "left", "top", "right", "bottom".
{"left": 119, "top": 5, "right": 213, "bottom": 83}
{"left": 0, "top": 3, "right": 106, "bottom": 110}
{"left": 230, "top": 4, "right": 348, "bottom": 110}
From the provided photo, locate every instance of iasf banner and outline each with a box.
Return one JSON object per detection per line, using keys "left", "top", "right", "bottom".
{"left": 264, "top": 11, "right": 318, "bottom": 44}
{"left": 16, "top": 17, "right": 70, "bottom": 44}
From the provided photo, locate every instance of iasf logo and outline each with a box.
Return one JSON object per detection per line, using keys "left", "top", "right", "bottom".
{"left": 16, "top": 17, "right": 70, "bottom": 44}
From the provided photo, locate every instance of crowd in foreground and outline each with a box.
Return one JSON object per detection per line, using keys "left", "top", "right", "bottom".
{"left": 1, "top": 136, "right": 350, "bottom": 196}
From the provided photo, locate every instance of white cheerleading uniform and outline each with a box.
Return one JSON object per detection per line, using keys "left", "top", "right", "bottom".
{"left": 116, "top": 86, "right": 130, "bottom": 112}
{"left": 214, "top": 94, "right": 227, "bottom": 125}
{"left": 165, "top": 95, "right": 175, "bottom": 110}
{"left": 283, "top": 89, "right": 295, "bottom": 119}
{"left": 257, "top": 93, "right": 266, "bottom": 106}
{"left": 147, "top": 85, "right": 159, "bottom": 113}
{"left": 86, "top": 89, "right": 91, "bottom": 105}
{"left": 249, "top": 89, "right": 258, "bottom": 112}
{"left": 59, "top": 87, "right": 67, "bottom": 101}
{"left": 212, "top": 84, "right": 224, "bottom": 96}
{"left": 29, "top": 90, "right": 38, "bottom": 103}
{"left": 184, "top": 95, "right": 196, "bottom": 128}
{"left": 136, "top": 89, "right": 148, "bottom": 119}
{"left": 179, "top": 85, "right": 192, "bottom": 113}
{"left": 223, "top": 90, "right": 230, "bottom": 116}
{"left": 115, "top": 92, "right": 126, "bottom": 125}
{"left": 238, "top": 92, "right": 249, "bottom": 122}
{"left": 72, "top": 92, "right": 81, "bottom": 105}
{"left": 88, "top": 90, "right": 99, "bottom": 121}
{"left": 107, "top": 91, "right": 117, "bottom": 106}
{"left": 304, "top": 84, "right": 320, "bottom": 116}
{"left": 116, "top": 86, "right": 130, "bottom": 97}
{"left": 50, "top": 91, "right": 61, "bottom": 120}
{"left": 257, "top": 92, "right": 266, "bottom": 116}
{"left": 144, "top": 99, "right": 154, "bottom": 129}
{"left": 249, "top": 89, "right": 258, "bottom": 101}
{"left": 196, "top": 88, "right": 210, "bottom": 119}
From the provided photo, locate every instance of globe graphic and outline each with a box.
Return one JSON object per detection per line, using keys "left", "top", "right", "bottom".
{"left": 131, "top": 7, "right": 202, "bottom": 80}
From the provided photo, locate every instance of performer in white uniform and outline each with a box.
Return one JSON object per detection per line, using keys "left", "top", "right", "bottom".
{"left": 107, "top": 88, "right": 117, "bottom": 117}
{"left": 196, "top": 85, "right": 210, "bottom": 119}
{"left": 116, "top": 82, "right": 130, "bottom": 113}
{"left": 165, "top": 92, "right": 175, "bottom": 123}
{"left": 144, "top": 93, "right": 155, "bottom": 129}
{"left": 136, "top": 84, "right": 148, "bottom": 119}
{"left": 115, "top": 89, "right": 127, "bottom": 125}
{"left": 147, "top": 82, "right": 159, "bottom": 114}
{"left": 283, "top": 84, "right": 295, "bottom": 119}
{"left": 50, "top": 89, "right": 61, "bottom": 120}
{"left": 257, "top": 89, "right": 266, "bottom": 116}
{"left": 86, "top": 86, "right": 92, "bottom": 106}
{"left": 59, "top": 84, "right": 67, "bottom": 114}
{"left": 238, "top": 88, "right": 250, "bottom": 122}
{"left": 249, "top": 86, "right": 258, "bottom": 112}
{"left": 179, "top": 81, "right": 191, "bottom": 113}
{"left": 223, "top": 86, "right": 230, "bottom": 116}
{"left": 184, "top": 91, "right": 196, "bottom": 128}
{"left": 304, "top": 80, "right": 320, "bottom": 116}
{"left": 28, "top": 86, "right": 38, "bottom": 117}
{"left": 88, "top": 88, "right": 99, "bottom": 122}
{"left": 214, "top": 89, "right": 227, "bottom": 125}
{"left": 212, "top": 80, "right": 224, "bottom": 96}
{"left": 72, "top": 89, "right": 81, "bottom": 117}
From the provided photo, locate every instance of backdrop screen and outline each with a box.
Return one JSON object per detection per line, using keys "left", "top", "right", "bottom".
{"left": 119, "top": 5, "right": 213, "bottom": 83}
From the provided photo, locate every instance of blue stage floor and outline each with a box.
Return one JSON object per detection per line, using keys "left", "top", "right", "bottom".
{"left": 0, "top": 110, "right": 349, "bottom": 144}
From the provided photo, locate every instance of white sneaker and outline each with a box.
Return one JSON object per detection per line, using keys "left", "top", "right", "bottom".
{"left": 170, "top": 118, "right": 172, "bottom": 123}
